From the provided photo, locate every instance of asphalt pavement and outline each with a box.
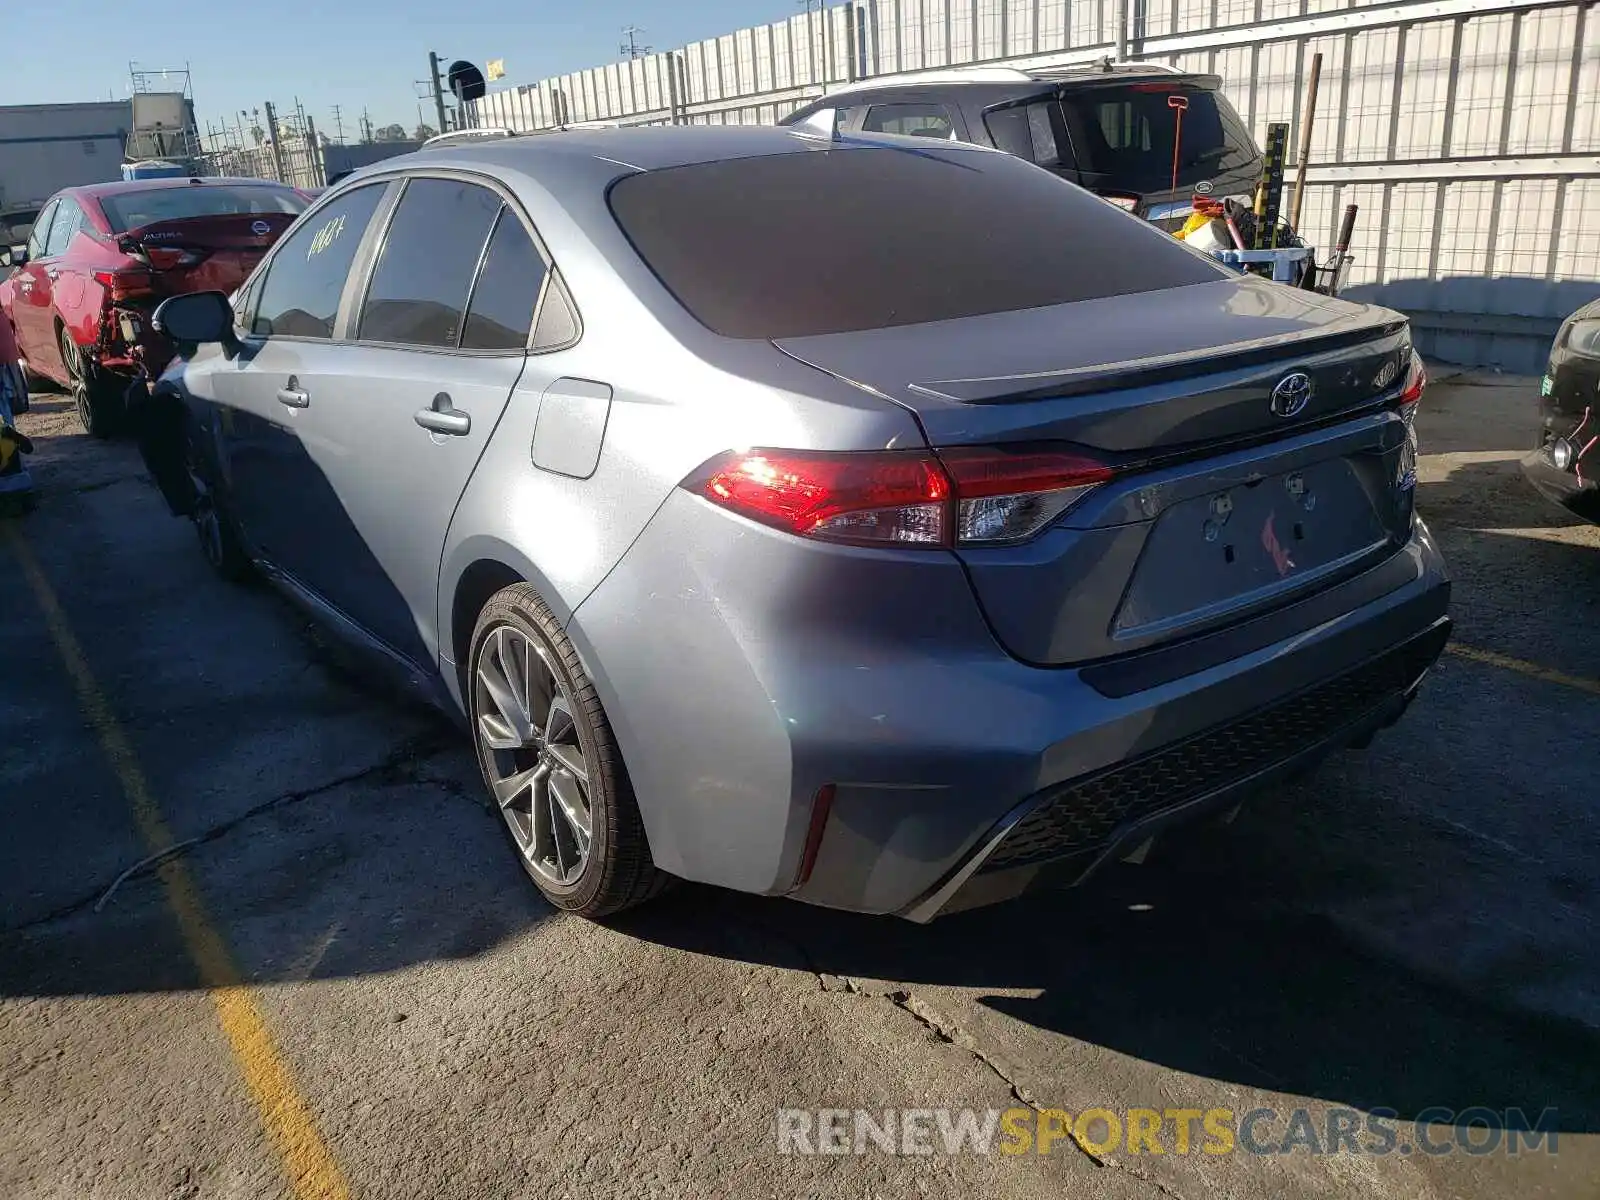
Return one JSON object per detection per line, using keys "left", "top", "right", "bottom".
{"left": 2, "top": 372, "right": 1597, "bottom": 1200}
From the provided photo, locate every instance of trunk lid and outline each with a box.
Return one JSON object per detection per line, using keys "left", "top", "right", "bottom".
{"left": 774, "top": 277, "right": 1418, "bottom": 667}
{"left": 117, "top": 212, "right": 296, "bottom": 297}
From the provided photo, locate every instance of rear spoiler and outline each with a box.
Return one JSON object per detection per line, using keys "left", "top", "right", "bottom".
{"left": 910, "top": 320, "right": 1409, "bottom": 405}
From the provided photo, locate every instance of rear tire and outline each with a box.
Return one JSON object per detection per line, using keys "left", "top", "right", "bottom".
{"left": 60, "top": 327, "right": 124, "bottom": 439}
{"left": 468, "top": 583, "right": 667, "bottom": 918}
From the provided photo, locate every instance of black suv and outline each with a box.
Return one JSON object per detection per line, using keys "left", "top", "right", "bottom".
{"left": 782, "top": 63, "right": 1263, "bottom": 230}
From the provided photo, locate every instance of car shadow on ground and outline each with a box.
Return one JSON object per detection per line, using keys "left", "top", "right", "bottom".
{"left": 618, "top": 821, "right": 1600, "bottom": 1135}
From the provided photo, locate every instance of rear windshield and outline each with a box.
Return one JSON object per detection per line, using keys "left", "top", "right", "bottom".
{"left": 1058, "top": 84, "right": 1258, "bottom": 192}
{"left": 607, "top": 145, "right": 1224, "bottom": 339}
{"left": 100, "top": 185, "right": 307, "bottom": 233}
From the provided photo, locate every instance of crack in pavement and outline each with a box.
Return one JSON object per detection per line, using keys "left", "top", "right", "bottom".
{"left": 814, "top": 972, "right": 1188, "bottom": 1199}
{"left": 2, "top": 730, "right": 456, "bottom": 935}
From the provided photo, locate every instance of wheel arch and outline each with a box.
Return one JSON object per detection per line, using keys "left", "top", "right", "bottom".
{"left": 442, "top": 536, "right": 584, "bottom": 709}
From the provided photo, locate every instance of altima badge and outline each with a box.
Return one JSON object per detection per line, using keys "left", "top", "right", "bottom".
{"left": 1270, "top": 372, "right": 1313, "bottom": 418}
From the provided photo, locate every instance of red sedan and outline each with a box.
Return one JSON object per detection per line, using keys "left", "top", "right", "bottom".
{"left": 0, "top": 176, "right": 307, "bottom": 437}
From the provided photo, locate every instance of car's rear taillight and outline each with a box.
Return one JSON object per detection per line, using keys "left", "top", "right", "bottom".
{"left": 938, "top": 446, "right": 1114, "bottom": 545}
{"left": 686, "top": 446, "right": 1114, "bottom": 548}
{"left": 92, "top": 268, "right": 153, "bottom": 299}
{"left": 692, "top": 450, "right": 950, "bottom": 546}
{"left": 1397, "top": 350, "right": 1425, "bottom": 407}
{"left": 143, "top": 247, "right": 205, "bottom": 270}
{"left": 1396, "top": 349, "right": 1425, "bottom": 489}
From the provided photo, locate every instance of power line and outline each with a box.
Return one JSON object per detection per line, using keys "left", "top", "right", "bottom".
{"left": 620, "top": 25, "right": 652, "bottom": 59}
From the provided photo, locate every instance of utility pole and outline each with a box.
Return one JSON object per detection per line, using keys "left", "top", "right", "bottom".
{"left": 620, "top": 26, "right": 652, "bottom": 59}
{"left": 263, "top": 100, "right": 287, "bottom": 183}
{"left": 360, "top": 107, "right": 374, "bottom": 144}
{"left": 428, "top": 51, "right": 449, "bottom": 136}
{"left": 330, "top": 103, "right": 345, "bottom": 144}
{"left": 305, "top": 115, "right": 325, "bottom": 186}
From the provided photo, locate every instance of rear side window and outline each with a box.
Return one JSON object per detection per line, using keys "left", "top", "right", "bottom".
{"left": 43, "top": 200, "right": 86, "bottom": 257}
{"left": 100, "top": 185, "right": 305, "bottom": 233}
{"left": 254, "top": 184, "right": 386, "bottom": 339}
{"left": 984, "top": 102, "right": 1065, "bottom": 169}
{"left": 608, "top": 146, "right": 1224, "bottom": 339}
{"left": 861, "top": 103, "right": 955, "bottom": 140}
{"left": 359, "top": 178, "right": 502, "bottom": 348}
{"left": 461, "top": 210, "right": 548, "bottom": 351}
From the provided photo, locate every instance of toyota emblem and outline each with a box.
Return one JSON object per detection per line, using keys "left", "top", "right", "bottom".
{"left": 1269, "top": 372, "right": 1313, "bottom": 418}
{"left": 1193, "top": 180, "right": 1214, "bottom": 195}
{"left": 251, "top": 220, "right": 272, "bottom": 236}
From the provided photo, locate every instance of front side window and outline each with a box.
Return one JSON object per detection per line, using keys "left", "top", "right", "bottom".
{"left": 253, "top": 184, "right": 387, "bottom": 340}
{"left": 861, "top": 103, "right": 955, "bottom": 140}
{"left": 358, "top": 178, "right": 503, "bottom": 349}
{"left": 24, "top": 202, "right": 57, "bottom": 260}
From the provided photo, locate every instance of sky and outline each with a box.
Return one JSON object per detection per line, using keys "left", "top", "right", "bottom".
{"left": 7, "top": 0, "right": 797, "bottom": 141}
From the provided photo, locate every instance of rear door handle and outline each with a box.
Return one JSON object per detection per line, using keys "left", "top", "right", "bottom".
{"left": 276, "top": 378, "right": 310, "bottom": 408}
{"left": 414, "top": 392, "right": 470, "bottom": 436}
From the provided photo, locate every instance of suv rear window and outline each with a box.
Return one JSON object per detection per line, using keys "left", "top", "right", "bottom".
{"left": 607, "top": 146, "right": 1224, "bottom": 339}
{"left": 1059, "top": 84, "right": 1257, "bottom": 192}
{"left": 100, "top": 185, "right": 306, "bottom": 233}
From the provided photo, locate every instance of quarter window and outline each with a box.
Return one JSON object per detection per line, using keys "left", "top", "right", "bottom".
{"left": 861, "top": 103, "right": 955, "bottom": 140}
{"left": 984, "top": 101, "right": 1066, "bottom": 169}
{"left": 253, "top": 184, "right": 386, "bottom": 339}
{"left": 358, "top": 178, "right": 503, "bottom": 349}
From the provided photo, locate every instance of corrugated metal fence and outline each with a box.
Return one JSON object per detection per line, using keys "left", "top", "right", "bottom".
{"left": 472, "top": 0, "right": 1600, "bottom": 371}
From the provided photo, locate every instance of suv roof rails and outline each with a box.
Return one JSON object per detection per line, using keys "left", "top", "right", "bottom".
{"left": 825, "top": 66, "right": 1035, "bottom": 93}
{"left": 1027, "top": 60, "right": 1184, "bottom": 80}
{"left": 823, "top": 59, "right": 1185, "bottom": 95}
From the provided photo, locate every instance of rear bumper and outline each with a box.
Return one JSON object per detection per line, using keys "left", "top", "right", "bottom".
{"left": 575, "top": 487, "right": 1451, "bottom": 917}
{"left": 901, "top": 613, "right": 1446, "bottom": 921}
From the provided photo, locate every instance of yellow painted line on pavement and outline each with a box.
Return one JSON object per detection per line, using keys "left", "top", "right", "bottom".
{"left": 1446, "top": 642, "right": 1600, "bottom": 698}
{"left": 4, "top": 524, "right": 351, "bottom": 1200}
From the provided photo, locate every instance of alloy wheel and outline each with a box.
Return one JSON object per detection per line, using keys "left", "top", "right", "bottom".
{"left": 72, "top": 381, "right": 93, "bottom": 435}
{"left": 473, "top": 624, "right": 595, "bottom": 887}
{"left": 194, "top": 495, "right": 225, "bottom": 568}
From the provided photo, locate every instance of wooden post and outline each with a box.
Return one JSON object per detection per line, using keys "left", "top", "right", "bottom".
{"left": 1289, "top": 52, "right": 1323, "bottom": 232}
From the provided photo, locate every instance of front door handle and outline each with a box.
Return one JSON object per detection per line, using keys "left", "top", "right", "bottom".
{"left": 276, "top": 376, "right": 310, "bottom": 408}
{"left": 45, "top": 268, "right": 59, "bottom": 280}
{"left": 414, "top": 392, "right": 470, "bottom": 436}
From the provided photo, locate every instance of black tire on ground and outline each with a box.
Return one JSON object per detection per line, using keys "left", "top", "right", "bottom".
{"left": 468, "top": 583, "right": 668, "bottom": 918}
{"left": 192, "top": 491, "right": 252, "bottom": 582}
{"left": 59, "top": 327, "right": 125, "bottom": 439}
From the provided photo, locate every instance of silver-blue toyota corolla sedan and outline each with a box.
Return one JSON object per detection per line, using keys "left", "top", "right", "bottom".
{"left": 137, "top": 126, "right": 1450, "bottom": 921}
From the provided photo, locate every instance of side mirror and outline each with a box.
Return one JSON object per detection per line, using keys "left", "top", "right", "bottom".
{"left": 1, "top": 246, "right": 25, "bottom": 269}
{"left": 153, "top": 290, "right": 237, "bottom": 349}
